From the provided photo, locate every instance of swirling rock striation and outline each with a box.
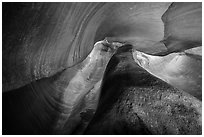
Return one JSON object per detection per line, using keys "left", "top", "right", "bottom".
{"left": 2, "top": 2, "right": 202, "bottom": 135}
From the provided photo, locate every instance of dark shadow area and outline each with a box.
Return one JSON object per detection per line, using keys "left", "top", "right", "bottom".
{"left": 85, "top": 45, "right": 201, "bottom": 135}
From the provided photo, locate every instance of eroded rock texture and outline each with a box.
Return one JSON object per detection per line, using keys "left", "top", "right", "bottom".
{"left": 85, "top": 45, "right": 201, "bottom": 135}
{"left": 161, "top": 2, "right": 202, "bottom": 54}
{"left": 2, "top": 2, "right": 202, "bottom": 135}
{"left": 3, "top": 2, "right": 171, "bottom": 92}
{"left": 3, "top": 40, "right": 121, "bottom": 134}
{"left": 133, "top": 47, "right": 202, "bottom": 100}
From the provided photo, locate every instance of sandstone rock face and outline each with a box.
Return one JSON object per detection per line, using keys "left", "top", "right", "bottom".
{"left": 3, "top": 3, "right": 105, "bottom": 91}
{"left": 133, "top": 47, "right": 202, "bottom": 100}
{"left": 3, "top": 3, "right": 171, "bottom": 92}
{"left": 161, "top": 3, "right": 202, "bottom": 54}
{"left": 2, "top": 2, "right": 202, "bottom": 135}
{"left": 85, "top": 45, "right": 201, "bottom": 135}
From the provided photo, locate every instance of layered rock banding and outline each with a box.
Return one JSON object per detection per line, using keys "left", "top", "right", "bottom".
{"left": 2, "top": 2, "right": 202, "bottom": 135}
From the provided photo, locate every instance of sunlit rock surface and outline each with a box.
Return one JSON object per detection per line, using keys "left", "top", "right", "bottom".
{"left": 85, "top": 45, "right": 201, "bottom": 135}
{"left": 133, "top": 47, "right": 202, "bottom": 100}
{"left": 3, "top": 40, "right": 122, "bottom": 134}
{"left": 3, "top": 2, "right": 171, "bottom": 92}
{"left": 2, "top": 2, "right": 202, "bottom": 135}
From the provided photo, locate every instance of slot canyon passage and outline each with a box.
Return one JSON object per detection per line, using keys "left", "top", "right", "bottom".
{"left": 2, "top": 2, "right": 202, "bottom": 135}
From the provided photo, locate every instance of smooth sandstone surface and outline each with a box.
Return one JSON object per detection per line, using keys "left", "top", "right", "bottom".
{"left": 132, "top": 47, "right": 202, "bottom": 100}
{"left": 3, "top": 40, "right": 122, "bottom": 134}
{"left": 3, "top": 2, "right": 201, "bottom": 92}
{"left": 2, "top": 2, "right": 202, "bottom": 135}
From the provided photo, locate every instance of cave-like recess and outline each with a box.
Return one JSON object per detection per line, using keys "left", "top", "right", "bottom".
{"left": 2, "top": 2, "right": 202, "bottom": 135}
